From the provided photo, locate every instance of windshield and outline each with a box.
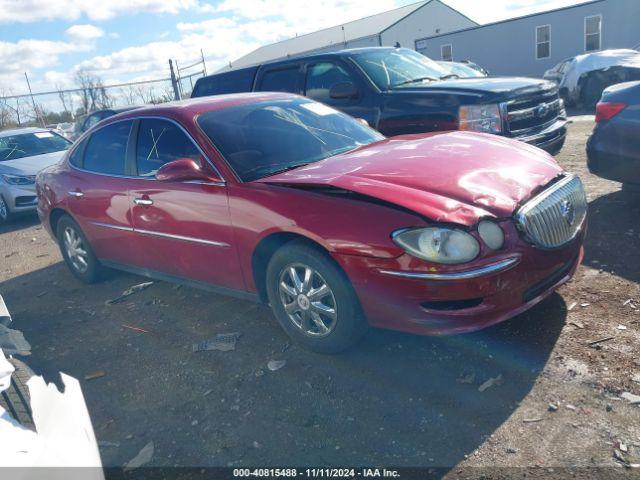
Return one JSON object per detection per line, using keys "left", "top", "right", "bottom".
{"left": 0, "top": 131, "right": 71, "bottom": 161}
{"left": 197, "top": 98, "right": 384, "bottom": 182}
{"left": 437, "top": 61, "right": 486, "bottom": 78}
{"left": 351, "top": 48, "right": 450, "bottom": 90}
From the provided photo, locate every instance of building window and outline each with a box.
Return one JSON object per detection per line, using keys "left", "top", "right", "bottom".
{"left": 585, "top": 15, "right": 602, "bottom": 52}
{"left": 441, "top": 44, "right": 452, "bottom": 61}
{"left": 536, "top": 25, "right": 551, "bottom": 59}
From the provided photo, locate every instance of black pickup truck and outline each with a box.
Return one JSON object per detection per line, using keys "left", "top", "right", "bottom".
{"left": 192, "top": 48, "right": 567, "bottom": 154}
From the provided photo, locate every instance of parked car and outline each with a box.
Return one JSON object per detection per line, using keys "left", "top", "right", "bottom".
{"left": 192, "top": 47, "right": 568, "bottom": 154}
{"left": 436, "top": 61, "right": 487, "bottom": 78}
{"left": 71, "top": 106, "right": 140, "bottom": 140}
{"left": 544, "top": 49, "right": 640, "bottom": 107}
{"left": 36, "top": 93, "right": 587, "bottom": 352}
{"left": 0, "top": 127, "right": 72, "bottom": 223}
{"left": 587, "top": 81, "right": 640, "bottom": 188}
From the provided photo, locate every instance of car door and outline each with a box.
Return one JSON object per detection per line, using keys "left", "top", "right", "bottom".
{"left": 303, "top": 60, "right": 377, "bottom": 126}
{"left": 255, "top": 63, "right": 303, "bottom": 94}
{"left": 127, "top": 117, "right": 242, "bottom": 291}
{"left": 65, "top": 119, "right": 137, "bottom": 264}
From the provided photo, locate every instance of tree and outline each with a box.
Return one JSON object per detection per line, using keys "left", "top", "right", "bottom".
{"left": 74, "top": 71, "right": 112, "bottom": 113}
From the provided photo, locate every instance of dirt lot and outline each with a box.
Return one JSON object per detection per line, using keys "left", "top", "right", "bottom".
{"left": 1, "top": 120, "right": 639, "bottom": 477}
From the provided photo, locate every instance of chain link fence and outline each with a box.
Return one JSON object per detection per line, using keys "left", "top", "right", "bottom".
{"left": 0, "top": 54, "right": 208, "bottom": 131}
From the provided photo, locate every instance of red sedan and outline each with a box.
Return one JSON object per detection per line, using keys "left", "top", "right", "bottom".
{"left": 36, "top": 93, "right": 587, "bottom": 352}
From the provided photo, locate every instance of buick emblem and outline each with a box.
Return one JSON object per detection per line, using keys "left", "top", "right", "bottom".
{"left": 535, "top": 102, "right": 550, "bottom": 118}
{"left": 560, "top": 199, "right": 575, "bottom": 226}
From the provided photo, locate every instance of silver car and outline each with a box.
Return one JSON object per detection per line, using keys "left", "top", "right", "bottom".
{"left": 0, "top": 128, "right": 71, "bottom": 223}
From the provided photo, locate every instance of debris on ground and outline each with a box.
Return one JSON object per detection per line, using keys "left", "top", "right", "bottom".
{"left": 84, "top": 371, "right": 106, "bottom": 381}
{"left": 617, "top": 324, "right": 627, "bottom": 330}
{"left": 267, "top": 360, "right": 286, "bottom": 371}
{"left": 548, "top": 403, "right": 559, "bottom": 412}
{"left": 587, "top": 336, "right": 614, "bottom": 348}
{"left": 106, "top": 282, "right": 154, "bottom": 305}
{"left": 478, "top": 374, "right": 502, "bottom": 392}
{"left": 506, "top": 448, "right": 517, "bottom": 454}
{"left": 567, "top": 301, "right": 578, "bottom": 311}
{"left": 122, "top": 324, "right": 149, "bottom": 334}
{"left": 580, "top": 303, "right": 590, "bottom": 307}
{"left": 620, "top": 392, "right": 640, "bottom": 404}
{"left": 98, "top": 441, "right": 120, "bottom": 448}
{"left": 523, "top": 418, "right": 543, "bottom": 423}
{"left": 124, "top": 441, "right": 154, "bottom": 470}
{"left": 632, "top": 374, "right": 640, "bottom": 384}
{"left": 456, "top": 373, "right": 476, "bottom": 384}
{"left": 193, "top": 332, "right": 241, "bottom": 352}
{"left": 569, "top": 320, "right": 585, "bottom": 329}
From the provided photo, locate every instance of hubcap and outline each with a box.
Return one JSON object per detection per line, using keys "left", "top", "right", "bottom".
{"left": 278, "top": 263, "right": 337, "bottom": 337}
{"left": 0, "top": 197, "right": 7, "bottom": 220}
{"left": 63, "top": 226, "right": 89, "bottom": 273}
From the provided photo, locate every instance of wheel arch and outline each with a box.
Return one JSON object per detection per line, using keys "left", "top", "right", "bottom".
{"left": 49, "top": 207, "right": 73, "bottom": 238}
{"left": 251, "top": 231, "right": 335, "bottom": 303}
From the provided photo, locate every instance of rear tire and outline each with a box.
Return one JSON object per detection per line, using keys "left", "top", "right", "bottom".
{"left": 266, "top": 240, "right": 368, "bottom": 353}
{"left": 56, "top": 215, "right": 105, "bottom": 283}
{"left": 0, "top": 358, "right": 35, "bottom": 430}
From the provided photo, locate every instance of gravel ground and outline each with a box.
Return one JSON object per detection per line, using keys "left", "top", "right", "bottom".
{"left": 0, "top": 119, "right": 638, "bottom": 477}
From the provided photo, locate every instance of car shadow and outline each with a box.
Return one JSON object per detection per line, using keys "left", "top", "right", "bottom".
{"left": 0, "top": 213, "right": 40, "bottom": 235}
{"left": 0, "top": 262, "right": 566, "bottom": 471}
{"left": 582, "top": 188, "right": 640, "bottom": 283}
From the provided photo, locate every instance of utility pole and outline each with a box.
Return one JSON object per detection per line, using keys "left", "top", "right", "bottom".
{"left": 24, "top": 72, "right": 45, "bottom": 127}
{"left": 201, "top": 49, "right": 207, "bottom": 76}
{"left": 168, "top": 59, "right": 181, "bottom": 101}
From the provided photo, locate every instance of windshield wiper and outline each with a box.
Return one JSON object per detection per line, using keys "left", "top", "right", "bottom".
{"left": 390, "top": 76, "right": 438, "bottom": 88}
{"left": 263, "top": 163, "right": 311, "bottom": 178}
{"left": 439, "top": 73, "right": 460, "bottom": 80}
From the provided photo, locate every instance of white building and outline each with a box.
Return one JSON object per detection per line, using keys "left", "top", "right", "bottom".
{"left": 224, "top": 0, "right": 477, "bottom": 70}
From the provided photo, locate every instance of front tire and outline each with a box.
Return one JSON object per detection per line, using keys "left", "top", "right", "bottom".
{"left": 56, "top": 215, "right": 104, "bottom": 283}
{"left": 0, "top": 195, "right": 10, "bottom": 224}
{"left": 266, "top": 240, "right": 368, "bottom": 353}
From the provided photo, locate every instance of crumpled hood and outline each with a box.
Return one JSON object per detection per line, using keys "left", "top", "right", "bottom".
{"left": 260, "top": 132, "right": 563, "bottom": 226}
{"left": 0, "top": 151, "right": 66, "bottom": 176}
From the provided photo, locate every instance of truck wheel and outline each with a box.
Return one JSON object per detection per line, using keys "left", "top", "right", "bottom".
{"left": 266, "top": 240, "right": 368, "bottom": 353}
{"left": 0, "top": 358, "right": 35, "bottom": 430}
{"left": 56, "top": 215, "right": 105, "bottom": 283}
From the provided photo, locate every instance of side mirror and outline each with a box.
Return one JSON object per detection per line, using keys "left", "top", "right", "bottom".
{"left": 156, "top": 158, "right": 222, "bottom": 183}
{"left": 329, "top": 81, "right": 359, "bottom": 100}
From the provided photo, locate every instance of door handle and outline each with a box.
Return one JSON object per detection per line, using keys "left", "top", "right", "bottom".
{"left": 68, "top": 191, "right": 83, "bottom": 198}
{"left": 134, "top": 197, "right": 154, "bottom": 206}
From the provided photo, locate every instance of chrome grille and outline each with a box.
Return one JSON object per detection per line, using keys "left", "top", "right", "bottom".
{"left": 506, "top": 88, "right": 562, "bottom": 137}
{"left": 515, "top": 175, "right": 587, "bottom": 249}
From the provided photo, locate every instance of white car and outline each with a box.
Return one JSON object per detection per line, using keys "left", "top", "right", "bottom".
{"left": 0, "top": 128, "right": 71, "bottom": 223}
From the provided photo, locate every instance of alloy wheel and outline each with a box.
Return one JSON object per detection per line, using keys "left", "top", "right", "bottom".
{"left": 63, "top": 226, "right": 89, "bottom": 273}
{"left": 278, "top": 263, "right": 338, "bottom": 337}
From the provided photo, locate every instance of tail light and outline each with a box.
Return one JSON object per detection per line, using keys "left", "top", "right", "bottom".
{"left": 595, "top": 102, "right": 627, "bottom": 123}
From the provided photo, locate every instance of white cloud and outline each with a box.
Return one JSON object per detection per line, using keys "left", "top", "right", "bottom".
{"left": 0, "top": 0, "right": 204, "bottom": 23}
{"left": 65, "top": 24, "right": 105, "bottom": 41}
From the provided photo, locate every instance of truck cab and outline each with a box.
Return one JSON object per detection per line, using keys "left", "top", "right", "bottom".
{"left": 192, "top": 48, "right": 567, "bottom": 154}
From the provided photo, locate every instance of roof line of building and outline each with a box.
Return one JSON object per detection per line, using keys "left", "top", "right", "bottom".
{"left": 242, "top": 0, "right": 429, "bottom": 56}
{"left": 417, "top": 0, "right": 604, "bottom": 41}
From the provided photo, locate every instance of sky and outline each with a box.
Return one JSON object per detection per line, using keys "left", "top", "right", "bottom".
{"left": 0, "top": 0, "right": 589, "bottom": 98}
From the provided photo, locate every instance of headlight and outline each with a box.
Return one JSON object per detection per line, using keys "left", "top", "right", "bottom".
{"left": 0, "top": 174, "right": 36, "bottom": 185}
{"left": 478, "top": 220, "right": 504, "bottom": 250}
{"left": 459, "top": 103, "right": 502, "bottom": 134}
{"left": 393, "top": 227, "right": 480, "bottom": 264}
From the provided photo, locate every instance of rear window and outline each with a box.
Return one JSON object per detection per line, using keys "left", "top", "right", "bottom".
{"left": 257, "top": 67, "right": 301, "bottom": 93}
{"left": 192, "top": 68, "right": 257, "bottom": 97}
{"left": 83, "top": 121, "right": 133, "bottom": 175}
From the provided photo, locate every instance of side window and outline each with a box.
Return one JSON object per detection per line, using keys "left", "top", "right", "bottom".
{"left": 257, "top": 67, "right": 300, "bottom": 93}
{"left": 135, "top": 119, "right": 201, "bottom": 177}
{"left": 68, "top": 138, "right": 87, "bottom": 167}
{"left": 305, "top": 62, "right": 356, "bottom": 103}
{"left": 83, "top": 121, "right": 132, "bottom": 175}
{"left": 84, "top": 113, "right": 102, "bottom": 130}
